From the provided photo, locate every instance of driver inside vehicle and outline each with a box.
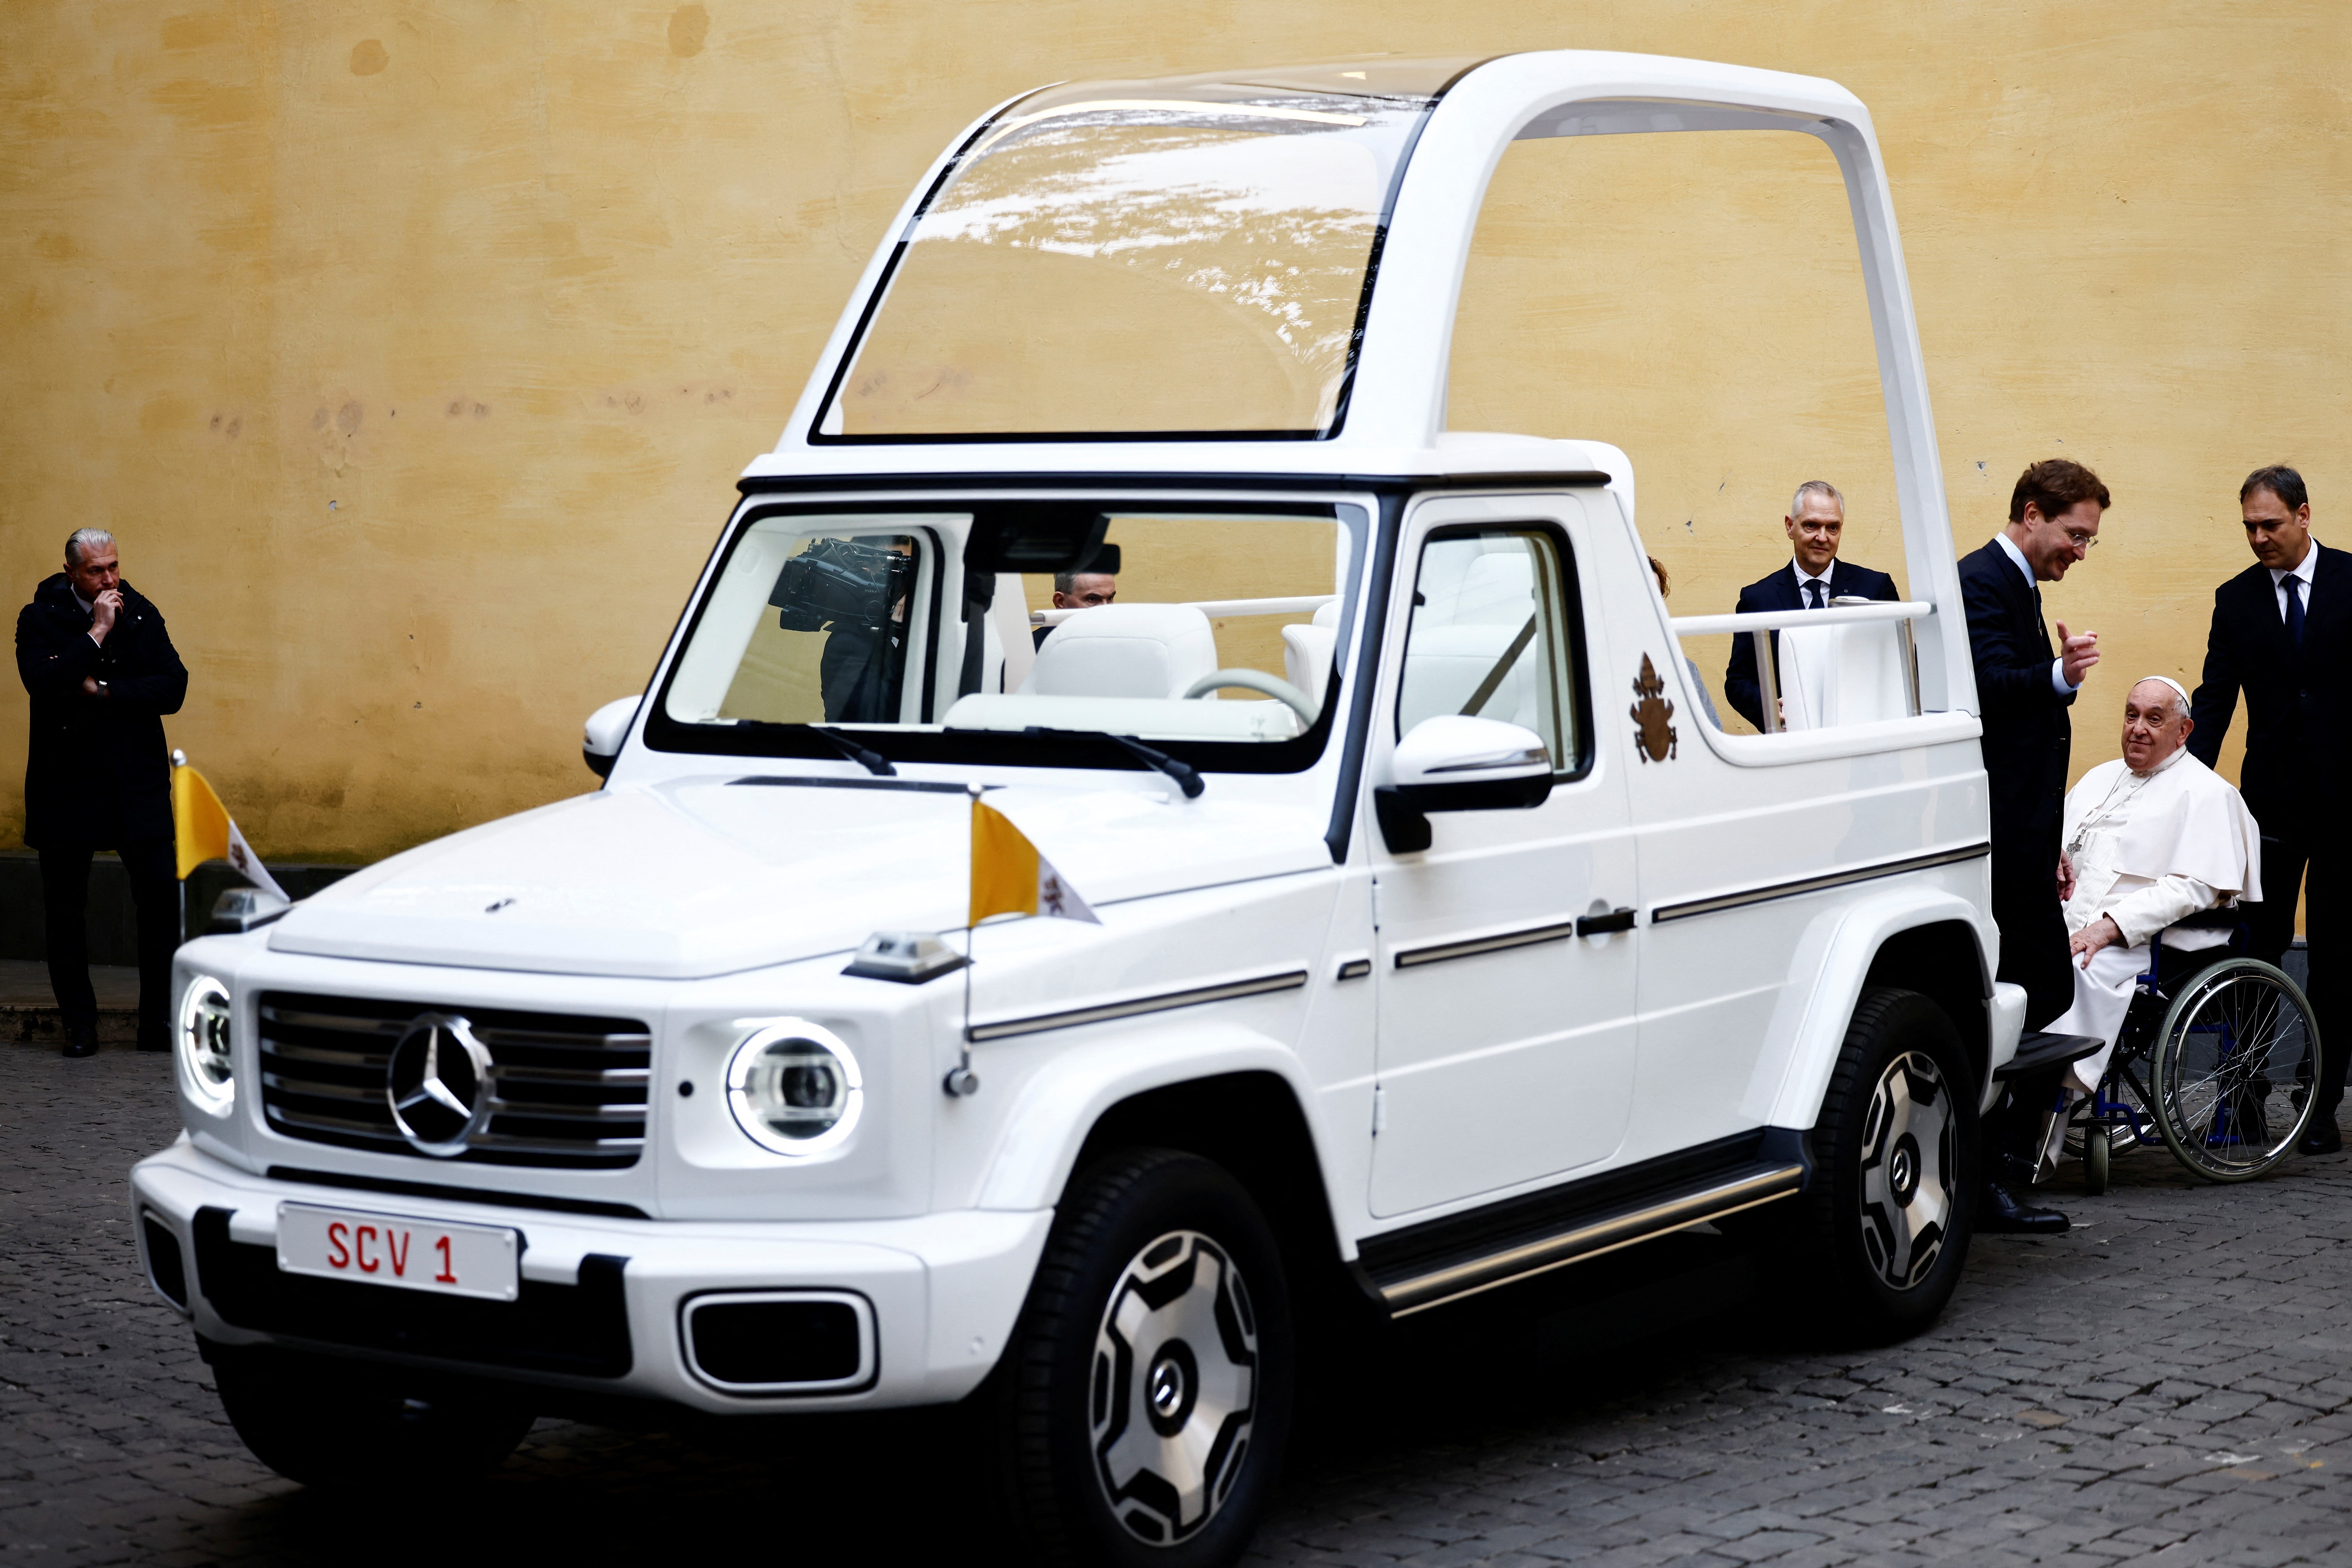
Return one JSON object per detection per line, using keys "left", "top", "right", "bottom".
{"left": 672, "top": 506, "right": 1354, "bottom": 757}
{"left": 1034, "top": 564, "right": 1118, "bottom": 649}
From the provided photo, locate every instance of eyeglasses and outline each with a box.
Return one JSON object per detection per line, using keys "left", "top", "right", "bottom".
{"left": 2063, "top": 531, "right": 2099, "bottom": 551}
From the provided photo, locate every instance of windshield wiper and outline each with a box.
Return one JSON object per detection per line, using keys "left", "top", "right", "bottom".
{"left": 1023, "top": 727, "right": 1203, "bottom": 799}
{"left": 807, "top": 726, "right": 896, "bottom": 777}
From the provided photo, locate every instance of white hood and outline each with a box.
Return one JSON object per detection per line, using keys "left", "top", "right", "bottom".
{"left": 267, "top": 776, "right": 1332, "bottom": 978}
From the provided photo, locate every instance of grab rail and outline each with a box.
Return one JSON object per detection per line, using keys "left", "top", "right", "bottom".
{"left": 1666, "top": 599, "right": 1932, "bottom": 636}
{"left": 1669, "top": 599, "right": 1930, "bottom": 733}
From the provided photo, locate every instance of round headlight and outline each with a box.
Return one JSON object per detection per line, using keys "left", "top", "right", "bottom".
{"left": 725, "top": 1021, "right": 862, "bottom": 1157}
{"left": 177, "top": 975, "right": 235, "bottom": 1113}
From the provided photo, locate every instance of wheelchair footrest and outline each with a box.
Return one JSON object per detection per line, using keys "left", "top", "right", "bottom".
{"left": 1994, "top": 1031, "right": 2109, "bottom": 1081}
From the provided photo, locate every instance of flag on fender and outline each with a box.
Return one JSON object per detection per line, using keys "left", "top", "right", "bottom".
{"left": 172, "top": 758, "right": 290, "bottom": 902}
{"left": 969, "top": 797, "right": 1098, "bottom": 926}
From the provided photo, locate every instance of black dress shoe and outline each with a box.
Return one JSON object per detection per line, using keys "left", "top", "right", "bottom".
{"left": 1980, "top": 1181, "right": 2069, "bottom": 1234}
{"left": 61, "top": 1026, "right": 99, "bottom": 1059}
{"left": 2297, "top": 1122, "right": 2343, "bottom": 1156}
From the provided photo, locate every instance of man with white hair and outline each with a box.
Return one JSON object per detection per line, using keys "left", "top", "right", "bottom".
{"left": 14, "top": 529, "right": 188, "bottom": 1057}
{"left": 1723, "top": 481, "right": 1900, "bottom": 729}
{"left": 2044, "top": 675, "right": 2263, "bottom": 1101}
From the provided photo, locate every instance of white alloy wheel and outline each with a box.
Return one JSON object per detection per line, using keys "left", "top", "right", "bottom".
{"left": 1090, "top": 1229, "right": 1259, "bottom": 1545}
{"left": 1856, "top": 1050, "right": 1956, "bottom": 1289}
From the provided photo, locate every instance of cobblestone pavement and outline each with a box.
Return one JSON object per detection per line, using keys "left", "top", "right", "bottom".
{"left": 8, "top": 1043, "right": 2352, "bottom": 1565}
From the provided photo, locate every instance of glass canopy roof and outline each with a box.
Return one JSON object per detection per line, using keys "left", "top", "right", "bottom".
{"left": 815, "top": 59, "right": 1486, "bottom": 443}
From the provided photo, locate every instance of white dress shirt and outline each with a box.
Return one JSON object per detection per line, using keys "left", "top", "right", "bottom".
{"left": 2272, "top": 539, "right": 2319, "bottom": 622}
{"left": 1993, "top": 532, "right": 2076, "bottom": 694}
{"left": 1790, "top": 560, "right": 1834, "bottom": 608}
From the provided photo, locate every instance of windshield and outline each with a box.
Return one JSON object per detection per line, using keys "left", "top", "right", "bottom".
{"left": 649, "top": 501, "right": 1365, "bottom": 773}
{"left": 814, "top": 60, "right": 1481, "bottom": 442}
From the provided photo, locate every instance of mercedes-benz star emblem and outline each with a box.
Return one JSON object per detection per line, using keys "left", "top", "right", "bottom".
{"left": 385, "top": 1013, "right": 493, "bottom": 1157}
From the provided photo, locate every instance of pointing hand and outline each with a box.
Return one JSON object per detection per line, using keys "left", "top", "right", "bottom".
{"left": 2055, "top": 619, "right": 2099, "bottom": 688}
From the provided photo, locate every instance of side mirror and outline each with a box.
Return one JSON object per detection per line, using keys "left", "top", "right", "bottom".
{"left": 583, "top": 696, "right": 639, "bottom": 779}
{"left": 1374, "top": 715, "right": 1552, "bottom": 853}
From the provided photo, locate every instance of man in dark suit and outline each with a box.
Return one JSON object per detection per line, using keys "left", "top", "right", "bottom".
{"left": 15, "top": 529, "right": 188, "bottom": 1057}
{"left": 1960, "top": 458, "right": 2109, "bottom": 1231}
{"left": 1723, "top": 481, "right": 1901, "bottom": 729}
{"left": 2187, "top": 464, "right": 2346, "bottom": 1153}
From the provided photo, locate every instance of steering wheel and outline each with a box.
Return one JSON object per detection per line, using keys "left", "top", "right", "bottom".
{"left": 1181, "top": 668, "right": 1319, "bottom": 725}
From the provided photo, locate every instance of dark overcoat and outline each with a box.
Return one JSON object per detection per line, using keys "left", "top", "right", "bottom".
{"left": 15, "top": 573, "right": 188, "bottom": 847}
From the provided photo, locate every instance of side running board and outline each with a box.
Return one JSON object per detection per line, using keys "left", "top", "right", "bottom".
{"left": 1356, "top": 1135, "right": 1806, "bottom": 1317}
{"left": 1994, "top": 1030, "right": 2107, "bottom": 1080}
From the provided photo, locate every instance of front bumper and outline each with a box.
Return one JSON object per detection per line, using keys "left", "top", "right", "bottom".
{"left": 131, "top": 1139, "right": 1052, "bottom": 1412}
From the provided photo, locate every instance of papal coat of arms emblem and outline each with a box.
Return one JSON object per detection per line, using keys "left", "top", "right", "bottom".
{"left": 1630, "top": 654, "right": 1678, "bottom": 763}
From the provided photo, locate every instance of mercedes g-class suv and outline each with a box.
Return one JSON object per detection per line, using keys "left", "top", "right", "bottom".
{"left": 135, "top": 50, "right": 2028, "bottom": 1566}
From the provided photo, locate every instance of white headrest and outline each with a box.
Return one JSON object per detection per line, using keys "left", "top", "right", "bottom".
{"left": 1456, "top": 551, "right": 1536, "bottom": 624}
{"left": 1024, "top": 603, "right": 1221, "bottom": 700}
{"left": 1282, "top": 623, "right": 1337, "bottom": 709}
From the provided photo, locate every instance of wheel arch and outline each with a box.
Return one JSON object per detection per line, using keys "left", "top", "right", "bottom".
{"left": 1065, "top": 1070, "right": 1344, "bottom": 1291}
{"left": 1753, "top": 889, "right": 1997, "bottom": 1131}
{"left": 974, "top": 1023, "right": 1345, "bottom": 1265}
{"left": 1863, "top": 918, "right": 1994, "bottom": 1095}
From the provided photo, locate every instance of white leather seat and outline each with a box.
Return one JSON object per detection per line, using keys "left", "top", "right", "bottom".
{"left": 1399, "top": 625, "right": 1538, "bottom": 733}
{"left": 1399, "top": 553, "right": 1543, "bottom": 733}
{"left": 1022, "top": 604, "right": 1221, "bottom": 699}
{"left": 1776, "top": 620, "right": 1911, "bottom": 730}
{"left": 1280, "top": 601, "right": 1342, "bottom": 709}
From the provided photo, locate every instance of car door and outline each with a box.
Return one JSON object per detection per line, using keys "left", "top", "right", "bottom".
{"left": 1368, "top": 493, "right": 1641, "bottom": 1219}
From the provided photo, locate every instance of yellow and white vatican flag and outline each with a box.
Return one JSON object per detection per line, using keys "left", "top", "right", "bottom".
{"left": 969, "top": 794, "right": 1099, "bottom": 926}
{"left": 172, "top": 753, "right": 289, "bottom": 903}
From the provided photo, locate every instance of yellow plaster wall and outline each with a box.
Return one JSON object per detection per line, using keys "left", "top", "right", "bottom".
{"left": 2, "top": 2, "right": 2343, "bottom": 859}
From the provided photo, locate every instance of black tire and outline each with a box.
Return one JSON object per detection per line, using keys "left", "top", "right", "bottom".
{"left": 1785, "top": 987, "right": 1978, "bottom": 1340}
{"left": 2150, "top": 957, "right": 2319, "bottom": 1182}
{"left": 2083, "top": 1118, "right": 2110, "bottom": 1194}
{"left": 996, "top": 1149, "right": 1293, "bottom": 1568}
{"left": 203, "top": 1338, "right": 536, "bottom": 1488}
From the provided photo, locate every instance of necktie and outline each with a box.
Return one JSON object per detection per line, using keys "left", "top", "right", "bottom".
{"left": 1805, "top": 580, "right": 1824, "bottom": 610}
{"left": 2285, "top": 575, "right": 2306, "bottom": 651}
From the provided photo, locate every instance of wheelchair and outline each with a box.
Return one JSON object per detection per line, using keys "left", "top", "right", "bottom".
{"left": 2064, "top": 901, "right": 2323, "bottom": 1191}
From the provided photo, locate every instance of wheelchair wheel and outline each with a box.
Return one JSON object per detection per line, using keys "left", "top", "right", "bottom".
{"left": 2150, "top": 958, "right": 2321, "bottom": 1182}
{"left": 2083, "top": 1123, "right": 2110, "bottom": 1194}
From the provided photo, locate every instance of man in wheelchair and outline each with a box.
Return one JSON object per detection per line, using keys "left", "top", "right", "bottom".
{"left": 2037, "top": 677, "right": 2277, "bottom": 1176}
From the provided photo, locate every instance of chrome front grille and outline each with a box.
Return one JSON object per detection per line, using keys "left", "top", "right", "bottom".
{"left": 257, "top": 992, "right": 651, "bottom": 1169}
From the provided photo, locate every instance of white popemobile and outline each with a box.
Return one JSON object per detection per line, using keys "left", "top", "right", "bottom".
{"left": 135, "top": 51, "right": 2057, "bottom": 1566}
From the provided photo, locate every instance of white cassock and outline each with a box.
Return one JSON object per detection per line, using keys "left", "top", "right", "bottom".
{"left": 2046, "top": 746, "right": 2263, "bottom": 1097}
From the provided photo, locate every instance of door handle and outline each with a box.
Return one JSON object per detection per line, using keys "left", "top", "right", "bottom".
{"left": 1575, "top": 907, "right": 1638, "bottom": 937}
